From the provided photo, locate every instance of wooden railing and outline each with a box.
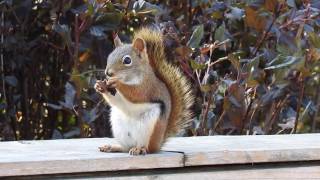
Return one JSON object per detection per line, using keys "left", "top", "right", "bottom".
{"left": 1, "top": 134, "right": 320, "bottom": 179}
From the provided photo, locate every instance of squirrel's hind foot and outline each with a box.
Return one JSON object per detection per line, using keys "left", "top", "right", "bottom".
{"left": 129, "top": 147, "right": 147, "bottom": 156}
{"left": 99, "top": 144, "right": 123, "bottom": 153}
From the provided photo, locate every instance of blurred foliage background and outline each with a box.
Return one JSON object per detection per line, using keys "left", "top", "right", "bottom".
{"left": 0, "top": 0, "right": 319, "bottom": 140}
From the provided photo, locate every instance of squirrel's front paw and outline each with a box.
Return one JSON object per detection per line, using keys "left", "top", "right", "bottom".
{"left": 129, "top": 147, "right": 147, "bottom": 156}
{"left": 94, "top": 80, "right": 108, "bottom": 94}
{"left": 95, "top": 80, "right": 117, "bottom": 96}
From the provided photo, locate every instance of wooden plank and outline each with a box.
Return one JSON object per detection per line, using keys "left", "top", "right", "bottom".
{"left": 1, "top": 134, "right": 320, "bottom": 177}
{"left": 0, "top": 138, "right": 183, "bottom": 177}
{"left": 33, "top": 162, "right": 320, "bottom": 179}
{"left": 162, "top": 134, "right": 320, "bottom": 166}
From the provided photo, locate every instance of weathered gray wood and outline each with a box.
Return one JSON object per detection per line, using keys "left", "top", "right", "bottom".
{"left": 1, "top": 134, "right": 320, "bottom": 177}
{"left": 163, "top": 134, "right": 320, "bottom": 166}
{"left": 0, "top": 138, "right": 183, "bottom": 177}
{"left": 67, "top": 163, "right": 320, "bottom": 180}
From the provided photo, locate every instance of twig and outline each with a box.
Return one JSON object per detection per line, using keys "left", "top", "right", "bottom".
{"left": 213, "top": 111, "right": 225, "bottom": 132}
{"left": 200, "top": 85, "right": 217, "bottom": 133}
{"left": 125, "top": 0, "right": 132, "bottom": 16}
{"left": 292, "top": 77, "right": 305, "bottom": 134}
{"left": 252, "top": 3, "right": 282, "bottom": 57}
{"left": 74, "top": 14, "right": 80, "bottom": 66}
{"left": 188, "top": 0, "right": 192, "bottom": 26}
{"left": 209, "top": 56, "right": 228, "bottom": 67}
{"left": 243, "top": 87, "right": 257, "bottom": 134}
{"left": 252, "top": 17, "right": 276, "bottom": 57}
{"left": 1, "top": 11, "right": 6, "bottom": 105}
{"left": 8, "top": 6, "right": 21, "bottom": 25}
{"left": 265, "top": 95, "right": 289, "bottom": 134}
{"left": 311, "top": 83, "right": 320, "bottom": 132}
{"left": 70, "top": 69, "right": 105, "bottom": 77}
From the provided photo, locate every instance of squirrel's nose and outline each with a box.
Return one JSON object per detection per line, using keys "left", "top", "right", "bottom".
{"left": 105, "top": 69, "right": 114, "bottom": 77}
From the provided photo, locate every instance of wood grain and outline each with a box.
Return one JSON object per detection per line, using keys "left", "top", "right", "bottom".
{"left": 0, "top": 138, "right": 183, "bottom": 176}
{"left": 163, "top": 134, "right": 320, "bottom": 166}
{"left": 68, "top": 163, "right": 320, "bottom": 180}
{"left": 1, "top": 134, "right": 320, "bottom": 177}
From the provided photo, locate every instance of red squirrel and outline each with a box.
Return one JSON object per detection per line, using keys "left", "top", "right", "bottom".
{"left": 95, "top": 28, "right": 194, "bottom": 155}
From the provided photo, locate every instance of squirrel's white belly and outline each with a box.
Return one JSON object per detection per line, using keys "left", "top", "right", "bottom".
{"left": 107, "top": 92, "right": 161, "bottom": 151}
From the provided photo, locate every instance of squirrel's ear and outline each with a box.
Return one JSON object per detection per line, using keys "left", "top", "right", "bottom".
{"left": 114, "top": 34, "right": 123, "bottom": 47}
{"left": 133, "top": 38, "right": 146, "bottom": 53}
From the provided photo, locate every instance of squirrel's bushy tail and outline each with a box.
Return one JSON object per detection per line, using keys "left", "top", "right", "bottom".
{"left": 134, "top": 28, "right": 194, "bottom": 137}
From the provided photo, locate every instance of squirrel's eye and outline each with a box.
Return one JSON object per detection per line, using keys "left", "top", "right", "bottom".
{"left": 122, "top": 55, "right": 132, "bottom": 66}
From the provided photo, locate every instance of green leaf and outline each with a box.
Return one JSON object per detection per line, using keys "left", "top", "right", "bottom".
{"left": 190, "top": 59, "right": 206, "bottom": 70}
{"left": 200, "top": 84, "right": 212, "bottom": 92}
{"left": 214, "top": 23, "right": 226, "bottom": 42}
{"left": 87, "top": 0, "right": 97, "bottom": 16}
{"left": 133, "top": 0, "right": 162, "bottom": 15}
{"left": 95, "top": 12, "right": 124, "bottom": 28}
{"left": 88, "top": 4, "right": 94, "bottom": 15}
{"left": 228, "top": 53, "right": 240, "bottom": 71}
{"left": 308, "top": 32, "right": 320, "bottom": 48}
{"left": 242, "top": 55, "right": 262, "bottom": 87}
{"left": 187, "top": 24, "right": 204, "bottom": 49}
{"left": 265, "top": 56, "right": 303, "bottom": 70}
{"left": 242, "top": 55, "right": 262, "bottom": 73}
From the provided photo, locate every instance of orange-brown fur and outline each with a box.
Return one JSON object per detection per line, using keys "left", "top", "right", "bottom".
{"left": 114, "top": 69, "right": 170, "bottom": 152}
{"left": 133, "top": 28, "right": 194, "bottom": 138}
{"left": 101, "top": 28, "right": 194, "bottom": 153}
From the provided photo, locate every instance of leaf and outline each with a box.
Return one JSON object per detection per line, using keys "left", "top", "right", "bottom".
{"left": 82, "top": 105, "right": 102, "bottom": 124}
{"left": 52, "top": 24, "right": 72, "bottom": 48}
{"left": 86, "top": 0, "right": 98, "bottom": 16}
{"left": 223, "top": 82, "right": 246, "bottom": 130}
{"left": 59, "top": 82, "right": 76, "bottom": 109}
{"left": 225, "top": 7, "right": 244, "bottom": 21}
{"left": 70, "top": 67, "right": 88, "bottom": 95}
{"left": 133, "top": 0, "right": 162, "bottom": 15}
{"left": 310, "top": 48, "right": 320, "bottom": 61}
{"left": 228, "top": 53, "right": 240, "bottom": 72}
{"left": 190, "top": 59, "right": 206, "bottom": 70}
{"left": 200, "top": 84, "right": 212, "bottom": 92}
{"left": 175, "top": 46, "right": 192, "bottom": 59}
{"left": 242, "top": 55, "right": 263, "bottom": 87}
{"left": 308, "top": 32, "right": 320, "bottom": 48}
{"left": 5, "top": 76, "right": 18, "bottom": 87}
{"left": 79, "top": 50, "right": 91, "bottom": 62}
{"left": 242, "top": 55, "right": 261, "bottom": 73}
{"left": 47, "top": 103, "right": 62, "bottom": 110}
{"left": 187, "top": 24, "right": 204, "bottom": 49}
{"left": 214, "top": 23, "right": 226, "bottom": 42}
{"left": 52, "top": 129, "right": 63, "bottom": 139}
{"left": 206, "top": 111, "right": 216, "bottom": 129}
{"left": 287, "top": 0, "right": 296, "bottom": 8}
{"left": 95, "top": 12, "right": 124, "bottom": 27}
{"left": 245, "top": 6, "right": 266, "bottom": 31}
{"left": 133, "top": 0, "right": 146, "bottom": 10}
{"left": 253, "top": 126, "right": 265, "bottom": 135}
{"left": 278, "top": 117, "right": 295, "bottom": 130}
{"left": 87, "top": 3, "right": 94, "bottom": 15}
{"left": 264, "top": 0, "right": 278, "bottom": 12}
{"left": 63, "top": 127, "right": 80, "bottom": 138}
{"left": 265, "top": 56, "right": 302, "bottom": 70}
{"left": 89, "top": 26, "right": 105, "bottom": 37}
